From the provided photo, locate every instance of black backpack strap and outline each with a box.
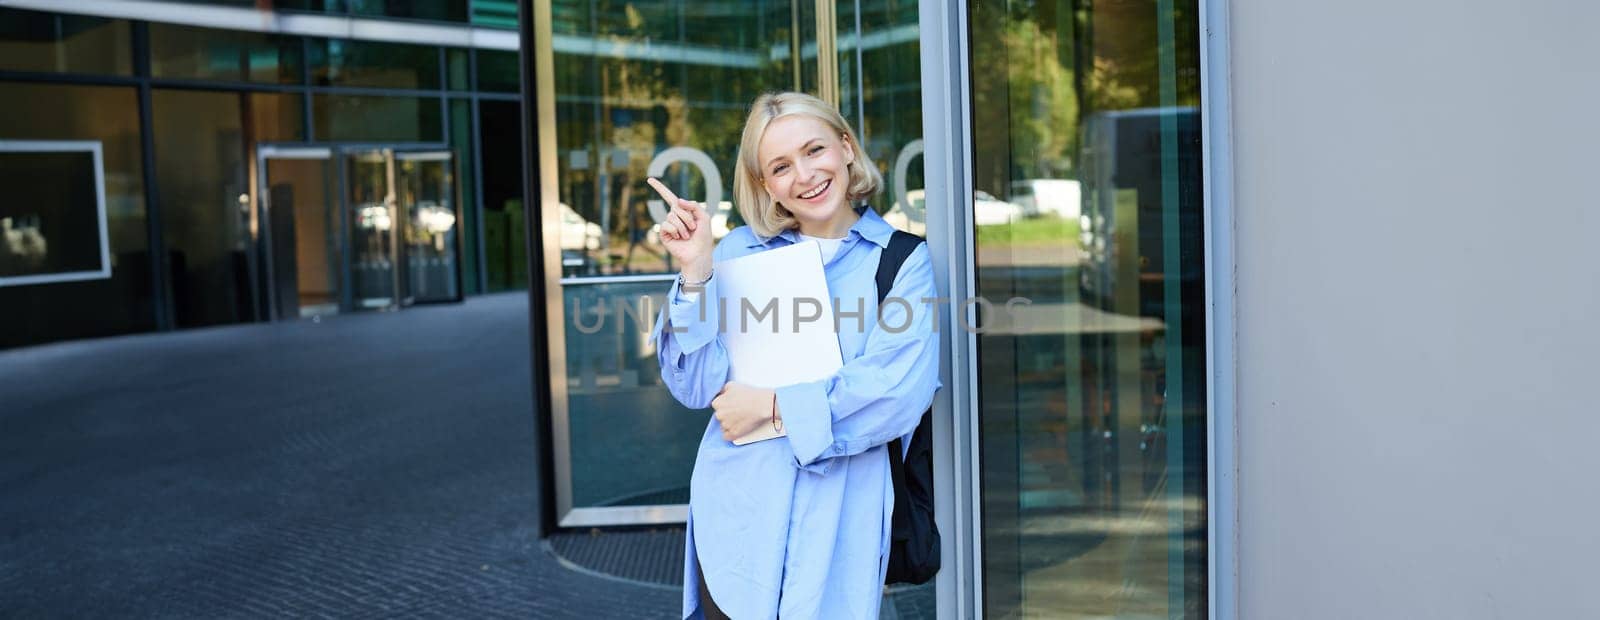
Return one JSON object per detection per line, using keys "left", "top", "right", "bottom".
{"left": 876, "top": 230, "right": 924, "bottom": 534}
{"left": 875, "top": 230, "right": 923, "bottom": 305}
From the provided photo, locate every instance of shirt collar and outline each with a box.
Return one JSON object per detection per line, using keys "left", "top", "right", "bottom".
{"left": 748, "top": 205, "right": 896, "bottom": 249}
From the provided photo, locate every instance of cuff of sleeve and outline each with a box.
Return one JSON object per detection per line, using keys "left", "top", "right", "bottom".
{"left": 667, "top": 276, "right": 719, "bottom": 355}
{"left": 778, "top": 379, "right": 836, "bottom": 473}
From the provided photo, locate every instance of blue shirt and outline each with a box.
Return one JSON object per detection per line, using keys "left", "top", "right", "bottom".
{"left": 652, "top": 207, "right": 941, "bottom": 619}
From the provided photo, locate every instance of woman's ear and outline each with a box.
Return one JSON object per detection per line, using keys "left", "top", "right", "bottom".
{"left": 841, "top": 133, "right": 855, "bottom": 165}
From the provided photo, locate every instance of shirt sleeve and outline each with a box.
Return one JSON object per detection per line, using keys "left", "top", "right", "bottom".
{"left": 776, "top": 242, "right": 942, "bottom": 474}
{"left": 652, "top": 269, "right": 730, "bottom": 410}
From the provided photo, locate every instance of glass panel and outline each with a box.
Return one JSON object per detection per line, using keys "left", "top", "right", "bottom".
{"left": 838, "top": 0, "right": 925, "bottom": 235}
{"left": 0, "top": 8, "right": 132, "bottom": 76}
{"left": 346, "top": 150, "right": 397, "bottom": 309}
{"left": 474, "top": 49, "right": 520, "bottom": 93}
{"left": 311, "top": 39, "right": 441, "bottom": 90}
{"left": 478, "top": 99, "right": 524, "bottom": 292}
{"left": 547, "top": 0, "right": 833, "bottom": 516}
{"left": 312, "top": 95, "right": 441, "bottom": 142}
{"left": 152, "top": 90, "right": 302, "bottom": 328}
{"left": 396, "top": 152, "right": 459, "bottom": 303}
{"left": 449, "top": 99, "right": 479, "bottom": 295}
{"left": 565, "top": 279, "right": 700, "bottom": 507}
{"left": 149, "top": 23, "right": 302, "bottom": 83}
{"left": 348, "top": 0, "right": 468, "bottom": 23}
{"left": 265, "top": 157, "right": 341, "bottom": 318}
{"left": 970, "top": 0, "right": 1207, "bottom": 617}
{"left": 446, "top": 48, "right": 471, "bottom": 91}
{"left": 0, "top": 82, "right": 151, "bottom": 347}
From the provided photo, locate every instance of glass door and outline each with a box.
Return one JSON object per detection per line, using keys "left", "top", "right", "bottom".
{"left": 537, "top": 0, "right": 927, "bottom": 529}
{"left": 345, "top": 149, "right": 399, "bottom": 310}
{"left": 968, "top": 0, "right": 1208, "bottom": 617}
{"left": 394, "top": 151, "right": 461, "bottom": 304}
{"left": 258, "top": 147, "right": 341, "bottom": 320}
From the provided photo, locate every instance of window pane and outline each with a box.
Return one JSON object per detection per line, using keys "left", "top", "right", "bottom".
{"left": 548, "top": 0, "right": 799, "bottom": 516}
{"left": 449, "top": 99, "right": 479, "bottom": 294}
{"left": 969, "top": 0, "right": 1208, "bottom": 616}
{"left": 446, "top": 48, "right": 471, "bottom": 91}
{"left": 477, "top": 99, "right": 523, "bottom": 292}
{"left": 152, "top": 90, "right": 302, "bottom": 328}
{"left": 0, "top": 82, "right": 152, "bottom": 346}
{"left": 311, "top": 39, "right": 440, "bottom": 90}
{"left": 0, "top": 8, "right": 132, "bottom": 76}
{"left": 149, "top": 23, "right": 302, "bottom": 84}
{"left": 347, "top": 0, "right": 467, "bottom": 23}
{"left": 474, "top": 49, "right": 520, "bottom": 93}
{"left": 312, "top": 95, "right": 441, "bottom": 142}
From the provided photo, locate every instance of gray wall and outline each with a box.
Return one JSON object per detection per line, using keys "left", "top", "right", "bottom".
{"left": 1229, "top": 1, "right": 1600, "bottom": 617}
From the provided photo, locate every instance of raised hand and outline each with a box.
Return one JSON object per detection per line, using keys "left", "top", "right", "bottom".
{"left": 647, "top": 177, "right": 714, "bottom": 281}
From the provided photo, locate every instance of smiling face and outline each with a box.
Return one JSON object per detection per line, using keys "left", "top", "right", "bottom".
{"left": 757, "top": 114, "right": 857, "bottom": 237}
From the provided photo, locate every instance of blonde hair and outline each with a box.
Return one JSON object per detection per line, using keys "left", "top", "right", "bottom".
{"left": 733, "top": 92, "right": 882, "bottom": 238}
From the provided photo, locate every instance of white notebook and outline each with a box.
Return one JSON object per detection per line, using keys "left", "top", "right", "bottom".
{"left": 713, "top": 240, "right": 844, "bottom": 445}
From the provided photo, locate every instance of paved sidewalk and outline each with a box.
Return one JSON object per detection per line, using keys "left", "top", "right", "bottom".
{"left": 0, "top": 294, "right": 679, "bottom": 618}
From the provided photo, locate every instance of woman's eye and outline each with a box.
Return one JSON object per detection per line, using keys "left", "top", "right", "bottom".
{"left": 808, "top": 146, "right": 824, "bottom": 155}
{"left": 770, "top": 164, "right": 788, "bottom": 175}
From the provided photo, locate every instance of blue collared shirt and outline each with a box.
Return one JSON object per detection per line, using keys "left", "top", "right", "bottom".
{"left": 652, "top": 207, "right": 940, "bottom": 619}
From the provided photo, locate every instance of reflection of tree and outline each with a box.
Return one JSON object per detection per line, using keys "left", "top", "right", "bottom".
{"left": 998, "top": 17, "right": 1080, "bottom": 181}
{"left": 971, "top": 0, "right": 1198, "bottom": 196}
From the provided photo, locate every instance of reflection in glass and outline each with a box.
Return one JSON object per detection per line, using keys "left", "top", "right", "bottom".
{"left": 311, "top": 39, "right": 441, "bottom": 90}
{"left": 313, "top": 95, "right": 441, "bottom": 142}
{"left": 396, "top": 153, "right": 459, "bottom": 303}
{"left": 264, "top": 157, "right": 340, "bottom": 318}
{"left": 564, "top": 280, "right": 703, "bottom": 507}
{"left": 154, "top": 90, "right": 303, "bottom": 327}
{"left": 478, "top": 99, "right": 525, "bottom": 292}
{"left": 0, "top": 81, "right": 151, "bottom": 347}
{"left": 149, "top": 23, "right": 302, "bottom": 83}
{"left": 0, "top": 8, "right": 132, "bottom": 76}
{"left": 348, "top": 0, "right": 468, "bottom": 23}
{"left": 474, "top": 49, "right": 520, "bottom": 93}
{"left": 970, "top": 0, "right": 1206, "bottom": 617}
{"left": 346, "top": 151, "right": 396, "bottom": 309}
{"left": 448, "top": 100, "right": 480, "bottom": 294}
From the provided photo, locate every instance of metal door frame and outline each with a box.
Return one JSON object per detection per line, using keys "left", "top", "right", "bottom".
{"left": 255, "top": 142, "right": 460, "bottom": 320}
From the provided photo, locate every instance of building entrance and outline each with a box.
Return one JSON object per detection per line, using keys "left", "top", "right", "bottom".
{"left": 257, "top": 145, "right": 461, "bottom": 320}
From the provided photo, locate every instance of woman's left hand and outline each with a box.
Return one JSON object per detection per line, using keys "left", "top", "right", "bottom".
{"left": 711, "top": 382, "right": 778, "bottom": 442}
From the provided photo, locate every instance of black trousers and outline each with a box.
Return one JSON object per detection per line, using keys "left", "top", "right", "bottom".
{"left": 696, "top": 560, "right": 731, "bottom": 620}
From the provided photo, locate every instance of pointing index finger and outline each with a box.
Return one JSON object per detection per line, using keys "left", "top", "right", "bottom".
{"left": 646, "top": 177, "right": 680, "bottom": 205}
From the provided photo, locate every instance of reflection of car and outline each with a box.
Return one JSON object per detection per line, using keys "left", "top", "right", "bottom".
{"left": 561, "top": 203, "right": 602, "bottom": 270}
{"left": 560, "top": 203, "right": 602, "bottom": 251}
{"left": 883, "top": 189, "right": 1025, "bottom": 227}
{"left": 1009, "top": 179, "right": 1081, "bottom": 219}
{"left": 974, "top": 190, "right": 1023, "bottom": 225}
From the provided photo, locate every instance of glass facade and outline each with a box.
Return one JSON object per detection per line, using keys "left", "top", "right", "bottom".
{"left": 0, "top": 9, "right": 132, "bottom": 75}
{"left": 0, "top": 6, "right": 519, "bottom": 346}
{"left": 0, "top": 82, "right": 151, "bottom": 347}
{"left": 969, "top": 0, "right": 1207, "bottom": 616}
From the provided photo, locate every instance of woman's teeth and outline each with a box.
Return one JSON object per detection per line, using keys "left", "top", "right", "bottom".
{"left": 799, "top": 180, "right": 830, "bottom": 200}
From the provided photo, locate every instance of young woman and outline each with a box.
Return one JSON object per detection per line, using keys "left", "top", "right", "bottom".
{"left": 648, "top": 91, "right": 940, "bottom": 619}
